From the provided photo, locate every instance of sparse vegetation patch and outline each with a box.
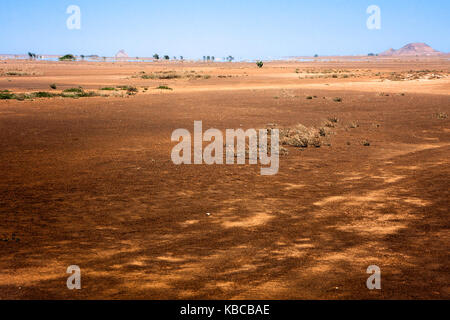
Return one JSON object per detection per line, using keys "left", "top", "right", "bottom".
{"left": 435, "top": 112, "right": 448, "bottom": 119}
{"left": 33, "top": 91, "right": 56, "bottom": 98}
{"left": 349, "top": 121, "right": 359, "bottom": 128}
{"left": 156, "top": 85, "right": 173, "bottom": 90}
{"left": 0, "top": 91, "right": 15, "bottom": 99}
{"left": 379, "top": 70, "right": 448, "bottom": 81}
{"left": 64, "top": 87, "right": 84, "bottom": 93}
{"left": 141, "top": 71, "right": 181, "bottom": 80}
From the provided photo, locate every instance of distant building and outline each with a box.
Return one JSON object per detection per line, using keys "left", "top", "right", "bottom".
{"left": 115, "top": 50, "right": 129, "bottom": 59}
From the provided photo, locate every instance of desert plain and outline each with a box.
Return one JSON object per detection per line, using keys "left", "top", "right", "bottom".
{"left": 0, "top": 56, "right": 449, "bottom": 299}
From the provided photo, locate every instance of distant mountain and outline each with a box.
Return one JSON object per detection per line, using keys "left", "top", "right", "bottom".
{"left": 379, "top": 43, "right": 442, "bottom": 56}
{"left": 115, "top": 50, "right": 129, "bottom": 59}
{"left": 379, "top": 48, "right": 396, "bottom": 56}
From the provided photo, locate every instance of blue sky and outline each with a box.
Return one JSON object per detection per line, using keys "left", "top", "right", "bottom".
{"left": 0, "top": 0, "right": 448, "bottom": 59}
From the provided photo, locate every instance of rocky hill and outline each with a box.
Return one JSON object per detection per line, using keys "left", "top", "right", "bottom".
{"left": 379, "top": 43, "right": 442, "bottom": 56}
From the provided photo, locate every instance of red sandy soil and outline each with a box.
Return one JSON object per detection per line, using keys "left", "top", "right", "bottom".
{"left": 0, "top": 58, "right": 449, "bottom": 299}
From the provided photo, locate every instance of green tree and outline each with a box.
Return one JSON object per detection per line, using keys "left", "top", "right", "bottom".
{"left": 28, "top": 52, "right": 37, "bottom": 60}
{"left": 59, "top": 54, "right": 76, "bottom": 61}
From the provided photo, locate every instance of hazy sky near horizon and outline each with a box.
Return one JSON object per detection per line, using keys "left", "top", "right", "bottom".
{"left": 1, "top": 0, "right": 449, "bottom": 59}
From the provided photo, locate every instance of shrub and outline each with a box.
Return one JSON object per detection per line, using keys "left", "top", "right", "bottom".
{"left": 156, "top": 85, "right": 173, "bottom": 90}
{"left": 0, "top": 92, "right": 15, "bottom": 99}
{"left": 33, "top": 91, "right": 55, "bottom": 98}
{"left": 50, "top": 84, "right": 57, "bottom": 90}
{"left": 64, "top": 87, "right": 84, "bottom": 93}
{"left": 333, "top": 97, "right": 342, "bottom": 102}
{"left": 100, "top": 87, "right": 116, "bottom": 91}
{"left": 256, "top": 61, "right": 264, "bottom": 68}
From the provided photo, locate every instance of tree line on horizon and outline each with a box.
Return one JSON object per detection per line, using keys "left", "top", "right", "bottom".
{"left": 26, "top": 50, "right": 239, "bottom": 62}
{"left": 152, "top": 54, "right": 235, "bottom": 62}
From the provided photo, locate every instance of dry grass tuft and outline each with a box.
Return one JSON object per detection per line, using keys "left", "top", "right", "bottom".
{"left": 349, "top": 121, "right": 359, "bottom": 128}
{"left": 280, "top": 124, "right": 322, "bottom": 148}
{"left": 435, "top": 112, "right": 448, "bottom": 119}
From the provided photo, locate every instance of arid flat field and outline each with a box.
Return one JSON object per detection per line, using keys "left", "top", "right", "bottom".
{"left": 0, "top": 57, "right": 449, "bottom": 299}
